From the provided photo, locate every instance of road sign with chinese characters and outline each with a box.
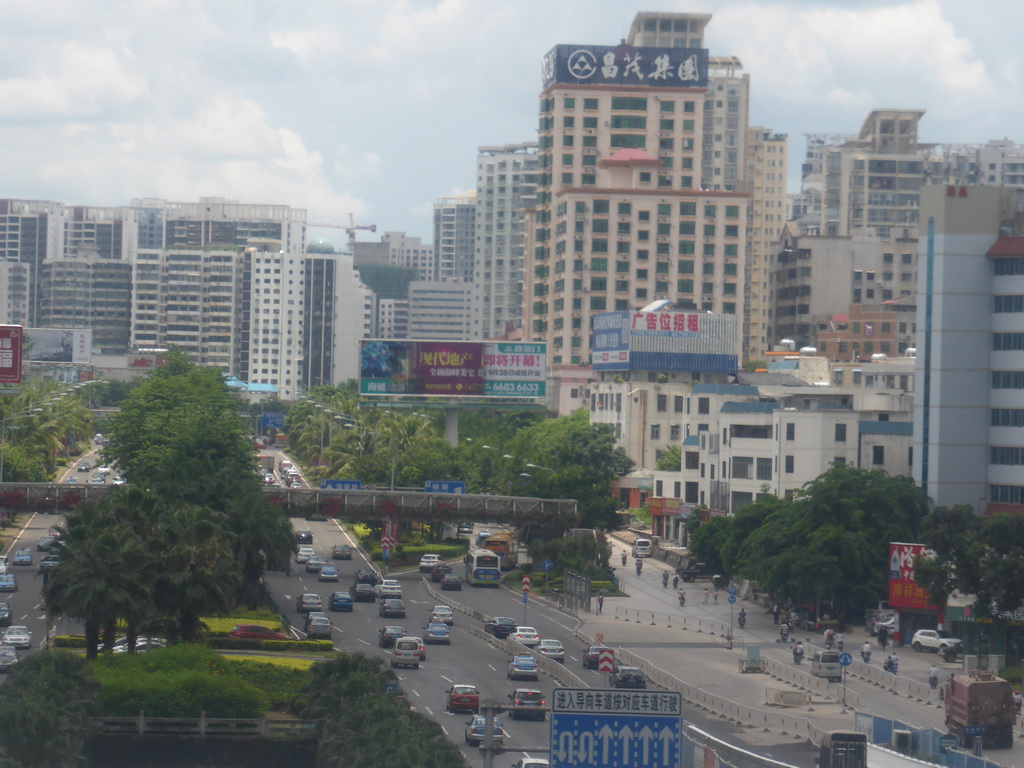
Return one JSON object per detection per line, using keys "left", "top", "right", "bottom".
{"left": 550, "top": 688, "right": 682, "bottom": 768}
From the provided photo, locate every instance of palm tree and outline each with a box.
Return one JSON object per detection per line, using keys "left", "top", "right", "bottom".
{"left": 223, "top": 493, "right": 295, "bottom": 607}
{"left": 155, "top": 505, "right": 241, "bottom": 642}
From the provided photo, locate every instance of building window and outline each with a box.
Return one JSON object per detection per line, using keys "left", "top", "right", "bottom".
{"left": 697, "top": 397, "right": 709, "bottom": 415}
{"left": 784, "top": 455, "right": 794, "bottom": 474}
{"left": 674, "top": 396, "right": 684, "bottom": 413}
{"left": 670, "top": 425, "right": 681, "bottom": 440}
{"left": 872, "top": 445, "right": 885, "bottom": 465}
{"left": 650, "top": 424, "right": 661, "bottom": 440}
{"left": 835, "top": 423, "right": 847, "bottom": 442}
{"left": 756, "top": 458, "right": 772, "bottom": 480}
{"left": 656, "top": 394, "right": 667, "bottom": 412}
{"left": 732, "top": 456, "right": 753, "bottom": 480}
{"left": 785, "top": 423, "right": 795, "bottom": 441}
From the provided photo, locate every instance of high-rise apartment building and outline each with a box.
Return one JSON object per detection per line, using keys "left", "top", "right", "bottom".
{"left": 913, "top": 184, "right": 1024, "bottom": 513}
{"left": 522, "top": 33, "right": 749, "bottom": 365}
{"left": 474, "top": 143, "right": 538, "bottom": 338}
{"left": 434, "top": 194, "right": 476, "bottom": 282}
{"left": 408, "top": 280, "right": 477, "bottom": 340}
{"left": 626, "top": 12, "right": 786, "bottom": 361}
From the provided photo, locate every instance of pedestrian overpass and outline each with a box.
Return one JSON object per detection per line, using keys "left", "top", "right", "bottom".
{"left": 0, "top": 483, "right": 579, "bottom": 527}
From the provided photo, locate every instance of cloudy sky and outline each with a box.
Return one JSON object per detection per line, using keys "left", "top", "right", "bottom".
{"left": 1, "top": 0, "right": 1019, "bottom": 244}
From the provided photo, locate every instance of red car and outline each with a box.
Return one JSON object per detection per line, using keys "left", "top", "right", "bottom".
{"left": 446, "top": 684, "right": 480, "bottom": 714}
{"left": 229, "top": 624, "right": 288, "bottom": 641}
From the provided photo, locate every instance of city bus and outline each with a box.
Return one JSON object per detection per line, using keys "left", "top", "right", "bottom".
{"left": 481, "top": 532, "right": 517, "bottom": 570}
{"left": 464, "top": 549, "right": 502, "bottom": 586}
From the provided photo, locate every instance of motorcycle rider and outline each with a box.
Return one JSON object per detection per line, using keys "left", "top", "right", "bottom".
{"left": 738, "top": 608, "right": 747, "bottom": 628}
{"left": 780, "top": 623, "right": 790, "bottom": 643}
{"left": 824, "top": 627, "right": 835, "bottom": 649}
{"left": 621, "top": 551, "right": 627, "bottom": 566}
{"left": 836, "top": 631, "right": 845, "bottom": 652}
{"left": 635, "top": 559, "right": 643, "bottom": 576}
{"left": 672, "top": 573, "right": 679, "bottom": 589}
{"left": 792, "top": 641, "right": 805, "bottom": 664}
{"left": 929, "top": 664, "right": 939, "bottom": 689}
{"left": 861, "top": 640, "right": 872, "bottom": 663}
{"left": 678, "top": 591, "right": 686, "bottom": 607}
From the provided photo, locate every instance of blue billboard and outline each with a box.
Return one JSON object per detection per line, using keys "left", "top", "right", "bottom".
{"left": 542, "top": 44, "right": 708, "bottom": 89}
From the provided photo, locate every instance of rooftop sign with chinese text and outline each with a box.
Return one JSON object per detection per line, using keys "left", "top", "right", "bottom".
{"left": 888, "top": 542, "right": 937, "bottom": 610}
{"left": 542, "top": 44, "right": 708, "bottom": 89}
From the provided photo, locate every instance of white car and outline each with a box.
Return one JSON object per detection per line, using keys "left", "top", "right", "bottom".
{"left": 430, "top": 605, "right": 455, "bottom": 625}
{"left": 2, "top": 626, "right": 30, "bottom": 649}
{"left": 512, "top": 626, "right": 541, "bottom": 648}
{"left": 374, "top": 579, "right": 403, "bottom": 599}
{"left": 111, "top": 636, "right": 167, "bottom": 654}
{"left": 296, "top": 546, "right": 315, "bottom": 563}
{"left": 419, "top": 554, "right": 442, "bottom": 573}
{"left": 536, "top": 638, "right": 565, "bottom": 662}
{"left": 0, "top": 556, "right": 7, "bottom": 575}
{"left": 911, "top": 629, "right": 963, "bottom": 655}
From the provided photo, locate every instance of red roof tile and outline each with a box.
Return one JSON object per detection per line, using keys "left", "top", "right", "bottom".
{"left": 986, "top": 236, "right": 1024, "bottom": 257}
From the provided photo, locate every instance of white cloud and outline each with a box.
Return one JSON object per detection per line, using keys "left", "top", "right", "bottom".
{"left": 0, "top": 42, "right": 149, "bottom": 120}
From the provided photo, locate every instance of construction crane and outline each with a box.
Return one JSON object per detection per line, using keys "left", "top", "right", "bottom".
{"left": 306, "top": 213, "right": 377, "bottom": 253}
{"left": 345, "top": 213, "right": 377, "bottom": 252}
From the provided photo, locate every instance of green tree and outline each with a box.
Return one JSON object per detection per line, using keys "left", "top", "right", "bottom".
{"left": 735, "top": 465, "right": 928, "bottom": 617}
{"left": 0, "top": 651, "right": 100, "bottom": 767}
{"left": 654, "top": 444, "right": 681, "bottom": 471}
{"left": 688, "top": 515, "right": 730, "bottom": 574}
{"left": 509, "top": 410, "right": 633, "bottom": 529}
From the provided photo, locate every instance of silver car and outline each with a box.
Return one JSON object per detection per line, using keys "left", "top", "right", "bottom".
{"left": 2, "top": 626, "right": 31, "bottom": 649}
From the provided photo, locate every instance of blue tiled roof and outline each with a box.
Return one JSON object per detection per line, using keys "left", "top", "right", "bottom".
{"left": 682, "top": 435, "right": 700, "bottom": 447}
{"left": 691, "top": 383, "right": 760, "bottom": 396}
{"left": 858, "top": 421, "right": 912, "bottom": 435}
{"left": 246, "top": 383, "right": 279, "bottom": 393}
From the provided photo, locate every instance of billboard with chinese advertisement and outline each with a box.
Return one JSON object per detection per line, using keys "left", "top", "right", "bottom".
{"left": 592, "top": 310, "right": 738, "bottom": 373}
{"left": 888, "top": 542, "right": 937, "bottom": 610}
{"left": 23, "top": 328, "right": 92, "bottom": 363}
{"left": 0, "top": 326, "right": 23, "bottom": 384}
{"left": 360, "top": 340, "right": 546, "bottom": 399}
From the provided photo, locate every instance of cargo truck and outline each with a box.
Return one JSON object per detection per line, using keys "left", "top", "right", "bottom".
{"left": 257, "top": 455, "right": 276, "bottom": 473}
{"left": 945, "top": 669, "right": 1015, "bottom": 749}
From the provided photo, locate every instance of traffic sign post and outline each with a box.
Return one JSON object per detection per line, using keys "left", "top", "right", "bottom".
{"left": 550, "top": 688, "right": 682, "bottom": 768}
{"left": 838, "top": 652, "right": 853, "bottom": 710}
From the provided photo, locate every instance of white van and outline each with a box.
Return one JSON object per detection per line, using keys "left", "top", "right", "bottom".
{"left": 392, "top": 637, "right": 421, "bottom": 669}
{"left": 632, "top": 539, "right": 653, "bottom": 558}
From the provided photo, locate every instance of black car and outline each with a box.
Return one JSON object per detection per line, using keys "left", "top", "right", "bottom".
{"left": 352, "top": 584, "right": 376, "bottom": 602}
{"left": 331, "top": 544, "right": 353, "bottom": 560}
{"left": 484, "top": 617, "right": 517, "bottom": 639}
{"left": 582, "top": 645, "right": 614, "bottom": 670}
{"left": 440, "top": 573, "right": 462, "bottom": 591}
{"left": 36, "top": 536, "right": 57, "bottom": 552}
{"left": 295, "top": 530, "right": 313, "bottom": 545}
{"left": 609, "top": 665, "right": 647, "bottom": 689}
{"left": 379, "top": 598, "right": 406, "bottom": 618}
{"left": 430, "top": 563, "right": 453, "bottom": 582}
{"left": 378, "top": 625, "right": 406, "bottom": 648}
{"left": 353, "top": 569, "right": 381, "bottom": 587}
{"left": 0, "top": 603, "right": 11, "bottom": 627}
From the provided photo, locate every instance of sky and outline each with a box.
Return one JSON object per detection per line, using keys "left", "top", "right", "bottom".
{"left": 1, "top": 0, "right": 1021, "bottom": 246}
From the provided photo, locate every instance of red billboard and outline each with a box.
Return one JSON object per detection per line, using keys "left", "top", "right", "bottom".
{"left": 0, "top": 326, "right": 24, "bottom": 385}
{"left": 888, "top": 542, "right": 937, "bottom": 610}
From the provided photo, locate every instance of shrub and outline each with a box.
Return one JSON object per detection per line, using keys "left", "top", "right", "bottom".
{"left": 54, "top": 635, "right": 87, "bottom": 648}
{"left": 202, "top": 617, "right": 284, "bottom": 636}
{"left": 206, "top": 637, "right": 334, "bottom": 653}
{"left": 1000, "top": 665, "right": 1022, "bottom": 684}
{"left": 225, "top": 658, "right": 311, "bottom": 710}
{"left": 92, "top": 645, "right": 267, "bottom": 717}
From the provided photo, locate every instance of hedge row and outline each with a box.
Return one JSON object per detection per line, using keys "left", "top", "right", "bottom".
{"left": 53, "top": 635, "right": 334, "bottom": 653}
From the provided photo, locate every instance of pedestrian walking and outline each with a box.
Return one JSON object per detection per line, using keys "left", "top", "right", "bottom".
{"left": 1013, "top": 689, "right": 1022, "bottom": 715}
{"left": 703, "top": 588, "right": 709, "bottom": 605}
{"left": 596, "top": 594, "right": 604, "bottom": 614}
{"left": 713, "top": 589, "right": 719, "bottom": 605}
{"left": 773, "top": 603, "right": 780, "bottom": 624}
{"left": 877, "top": 626, "right": 889, "bottom": 651}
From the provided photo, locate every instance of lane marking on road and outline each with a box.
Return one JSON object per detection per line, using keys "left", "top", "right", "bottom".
{"left": 424, "top": 706, "right": 433, "bottom": 716}
{"left": 411, "top": 689, "right": 420, "bottom": 697}
{"left": 488, "top": 664, "right": 497, "bottom": 672}
{"left": 440, "top": 674, "right": 454, "bottom": 683}
{"left": 4, "top": 512, "right": 37, "bottom": 552}
{"left": 357, "top": 638, "right": 370, "bottom": 645}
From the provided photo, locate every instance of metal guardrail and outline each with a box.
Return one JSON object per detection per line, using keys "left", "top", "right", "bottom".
{"left": 94, "top": 713, "right": 317, "bottom": 737}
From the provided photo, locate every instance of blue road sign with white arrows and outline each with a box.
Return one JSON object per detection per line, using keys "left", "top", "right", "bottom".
{"left": 550, "top": 688, "right": 682, "bottom": 768}
{"left": 728, "top": 595, "right": 737, "bottom": 604}
{"left": 839, "top": 652, "right": 853, "bottom": 667}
